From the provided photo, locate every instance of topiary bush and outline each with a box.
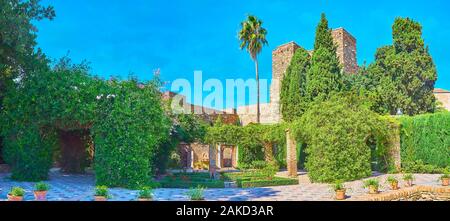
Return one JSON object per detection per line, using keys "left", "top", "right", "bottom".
{"left": 399, "top": 112, "right": 450, "bottom": 171}
{"left": 295, "top": 93, "right": 388, "bottom": 183}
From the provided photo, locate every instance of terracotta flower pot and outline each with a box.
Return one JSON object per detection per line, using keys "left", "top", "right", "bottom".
{"left": 390, "top": 181, "right": 399, "bottom": 190}
{"left": 335, "top": 189, "right": 346, "bottom": 200}
{"left": 405, "top": 180, "right": 413, "bottom": 187}
{"left": 34, "top": 191, "right": 47, "bottom": 201}
{"left": 137, "top": 198, "right": 152, "bottom": 201}
{"left": 368, "top": 185, "right": 378, "bottom": 194}
{"left": 94, "top": 196, "right": 107, "bottom": 201}
{"left": 442, "top": 178, "right": 449, "bottom": 186}
{"left": 7, "top": 194, "right": 23, "bottom": 201}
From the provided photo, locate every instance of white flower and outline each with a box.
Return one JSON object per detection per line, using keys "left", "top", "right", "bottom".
{"left": 96, "top": 94, "right": 104, "bottom": 100}
{"left": 72, "top": 86, "right": 79, "bottom": 90}
{"left": 106, "top": 94, "right": 116, "bottom": 99}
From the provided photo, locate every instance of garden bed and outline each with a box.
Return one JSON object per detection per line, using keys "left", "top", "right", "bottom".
{"left": 159, "top": 172, "right": 225, "bottom": 188}
{"left": 221, "top": 171, "right": 298, "bottom": 188}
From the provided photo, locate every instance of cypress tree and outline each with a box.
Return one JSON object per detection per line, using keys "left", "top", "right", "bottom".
{"left": 280, "top": 48, "right": 311, "bottom": 122}
{"left": 306, "top": 13, "right": 343, "bottom": 102}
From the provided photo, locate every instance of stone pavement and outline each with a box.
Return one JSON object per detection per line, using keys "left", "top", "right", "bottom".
{"left": 0, "top": 170, "right": 446, "bottom": 201}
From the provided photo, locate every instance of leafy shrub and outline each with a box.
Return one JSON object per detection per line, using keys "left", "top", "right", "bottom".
{"left": 34, "top": 182, "right": 50, "bottom": 191}
{"left": 260, "top": 162, "right": 279, "bottom": 179}
{"left": 295, "top": 93, "right": 388, "bottom": 183}
{"left": 403, "top": 173, "right": 414, "bottom": 181}
{"left": 186, "top": 186, "right": 205, "bottom": 200}
{"left": 331, "top": 180, "right": 345, "bottom": 191}
{"left": 92, "top": 79, "right": 170, "bottom": 189}
{"left": 9, "top": 187, "right": 25, "bottom": 197}
{"left": 399, "top": 112, "right": 450, "bottom": 171}
{"left": 386, "top": 176, "right": 398, "bottom": 185}
{"left": 363, "top": 179, "right": 379, "bottom": 188}
{"left": 95, "top": 186, "right": 109, "bottom": 197}
{"left": 138, "top": 187, "right": 153, "bottom": 199}
{"left": 250, "top": 161, "right": 267, "bottom": 169}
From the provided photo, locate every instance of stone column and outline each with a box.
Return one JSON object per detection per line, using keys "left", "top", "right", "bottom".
{"left": 217, "top": 144, "right": 222, "bottom": 169}
{"left": 390, "top": 121, "right": 402, "bottom": 171}
{"left": 286, "top": 129, "right": 298, "bottom": 177}
{"left": 209, "top": 144, "right": 217, "bottom": 178}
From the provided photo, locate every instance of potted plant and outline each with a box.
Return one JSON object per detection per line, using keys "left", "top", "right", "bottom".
{"left": 439, "top": 172, "right": 449, "bottom": 186}
{"left": 137, "top": 187, "right": 153, "bottom": 201}
{"left": 186, "top": 186, "right": 205, "bottom": 201}
{"left": 386, "top": 176, "right": 399, "bottom": 190}
{"left": 403, "top": 173, "right": 415, "bottom": 187}
{"left": 94, "top": 185, "right": 110, "bottom": 201}
{"left": 332, "top": 180, "right": 346, "bottom": 200}
{"left": 363, "top": 179, "right": 379, "bottom": 194}
{"left": 8, "top": 187, "right": 25, "bottom": 201}
{"left": 34, "top": 182, "right": 50, "bottom": 201}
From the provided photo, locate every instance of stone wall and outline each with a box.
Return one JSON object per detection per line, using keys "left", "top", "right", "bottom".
{"left": 434, "top": 89, "right": 450, "bottom": 111}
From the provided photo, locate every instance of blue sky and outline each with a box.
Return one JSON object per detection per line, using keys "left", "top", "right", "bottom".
{"left": 36, "top": 0, "right": 450, "bottom": 107}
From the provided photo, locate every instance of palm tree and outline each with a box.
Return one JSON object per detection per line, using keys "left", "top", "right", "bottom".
{"left": 238, "top": 15, "right": 268, "bottom": 123}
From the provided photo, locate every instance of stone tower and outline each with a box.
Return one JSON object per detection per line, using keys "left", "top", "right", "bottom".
{"left": 269, "top": 28, "right": 357, "bottom": 123}
{"left": 331, "top": 28, "right": 358, "bottom": 74}
{"left": 269, "top": 41, "right": 300, "bottom": 123}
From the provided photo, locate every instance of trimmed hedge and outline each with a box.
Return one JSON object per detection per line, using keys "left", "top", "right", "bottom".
{"left": 400, "top": 112, "right": 450, "bottom": 171}
{"left": 159, "top": 173, "right": 225, "bottom": 188}
{"left": 221, "top": 171, "right": 298, "bottom": 188}
{"left": 240, "top": 177, "right": 299, "bottom": 188}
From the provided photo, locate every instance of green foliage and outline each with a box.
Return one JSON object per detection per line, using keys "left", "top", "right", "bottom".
{"left": 331, "top": 180, "right": 345, "bottom": 191}
{"left": 9, "top": 187, "right": 25, "bottom": 197}
{"left": 280, "top": 48, "right": 311, "bottom": 122}
{"left": 313, "top": 13, "right": 337, "bottom": 53}
{"left": 222, "top": 171, "right": 297, "bottom": 188}
{"left": 367, "top": 18, "right": 437, "bottom": 115}
{"left": 0, "top": 0, "right": 55, "bottom": 102}
{"left": 160, "top": 173, "right": 224, "bottom": 188}
{"left": 95, "top": 185, "right": 109, "bottom": 197}
{"left": 92, "top": 78, "right": 170, "bottom": 189}
{"left": 260, "top": 162, "right": 279, "bottom": 179}
{"left": 403, "top": 173, "right": 414, "bottom": 181}
{"left": 399, "top": 112, "right": 450, "bottom": 170}
{"left": 138, "top": 187, "right": 153, "bottom": 199}
{"left": 205, "top": 123, "right": 286, "bottom": 166}
{"left": 386, "top": 176, "right": 398, "bottom": 184}
{"left": 363, "top": 179, "right": 379, "bottom": 188}
{"left": 240, "top": 177, "right": 298, "bottom": 188}
{"left": 34, "top": 182, "right": 50, "bottom": 191}
{"left": 295, "top": 93, "right": 389, "bottom": 183}
{"left": 306, "top": 47, "right": 343, "bottom": 103}
{"left": 1, "top": 59, "right": 170, "bottom": 187}
{"left": 186, "top": 186, "right": 205, "bottom": 201}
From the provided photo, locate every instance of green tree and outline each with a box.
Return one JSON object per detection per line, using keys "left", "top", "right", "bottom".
{"left": 280, "top": 48, "right": 311, "bottom": 122}
{"left": 0, "top": 0, "right": 55, "bottom": 101}
{"left": 306, "top": 13, "right": 343, "bottom": 102}
{"left": 238, "top": 15, "right": 268, "bottom": 123}
{"left": 367, "top": 18, "right": 437, "bottom": 115}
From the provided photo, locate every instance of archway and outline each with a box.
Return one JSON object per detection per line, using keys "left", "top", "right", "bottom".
{"left": 57, "top": 129, "right": 93, "bottom": 173}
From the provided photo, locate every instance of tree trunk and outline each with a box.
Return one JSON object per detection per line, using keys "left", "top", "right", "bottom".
{"left": 255, "top": 59, "right": 260, "bottom": 123}
{"left": 264, "top": 142, "right": 274, "bottom": 162}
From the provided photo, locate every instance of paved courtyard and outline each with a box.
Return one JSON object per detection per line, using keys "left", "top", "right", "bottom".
{"left": 0, "top": 169, "right": 445, "bottom": 201}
